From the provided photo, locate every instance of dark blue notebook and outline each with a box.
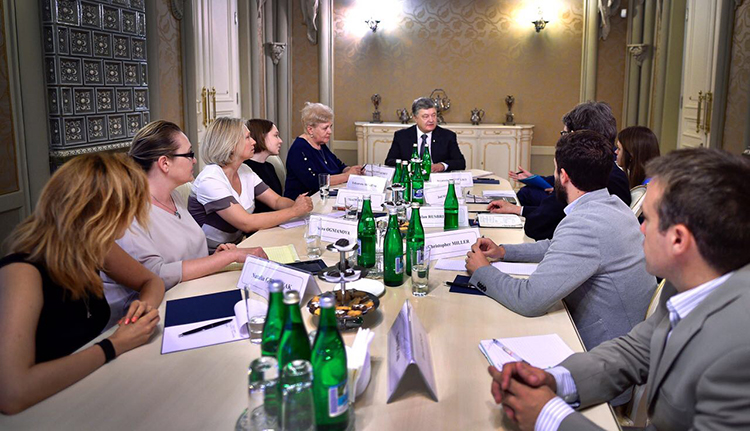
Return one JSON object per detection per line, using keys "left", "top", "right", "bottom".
{"left": 448, "top": 275, "right": 483, "bottom": 296}
{"left": 473, "top": 178, "right": 500, "bottom": 185}
{"left": 164, "top": 289, "right": 242, "bottom": 328}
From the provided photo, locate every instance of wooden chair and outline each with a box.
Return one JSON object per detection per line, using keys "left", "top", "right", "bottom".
{"left": 174, "top": 182, "right": 193, "bottom": 204}
{"left": 630, "top": 185, "right": 648, "bottom": 218}
{"left": 267, "top": 155, "right": 287, "bottom": 190}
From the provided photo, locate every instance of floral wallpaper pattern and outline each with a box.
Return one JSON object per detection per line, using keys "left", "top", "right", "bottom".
{"left": 155, "top": 0, "right": 184, "bottom": 129}
{"left": 722, "top": 0, "right": 750, "bottom": 155}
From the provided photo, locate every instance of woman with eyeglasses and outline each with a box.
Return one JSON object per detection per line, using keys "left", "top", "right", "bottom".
{"left": 189, "top": 117, "right": 313, "bottom": 253}
{"left": 0, "top": 153, "right": 162, "bottom": 413}
{"left": 102, "top": 121, "right": 267, "bottom": 329}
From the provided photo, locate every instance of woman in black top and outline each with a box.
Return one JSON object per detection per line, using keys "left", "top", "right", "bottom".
{"left": 244, "top": 119, "right": 285, "bottom": 213}
{"left": 0, "top": 154, "right": 164, "bottom": 414}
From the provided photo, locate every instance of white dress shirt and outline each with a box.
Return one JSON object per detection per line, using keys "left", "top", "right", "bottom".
{"left": 415, "top": 127, "right": 449, "bottom": 170}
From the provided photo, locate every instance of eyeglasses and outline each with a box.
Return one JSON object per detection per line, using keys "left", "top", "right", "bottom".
{"left": 172, "top": 151, "right": 195, "bottom": 159}
{"left": 560, "top": 130, "right": 573, "bottom": 136}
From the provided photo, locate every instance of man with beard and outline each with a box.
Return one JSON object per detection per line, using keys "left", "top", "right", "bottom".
{"left": 464, "top": 130, "right": 655, "bottom": 351}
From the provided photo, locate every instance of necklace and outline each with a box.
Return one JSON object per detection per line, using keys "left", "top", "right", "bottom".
{"left": 151, "top": 193, "right": 181, "bottom": 219}
{"left": 82, "top": 295, "right": 91, "bottom": 319}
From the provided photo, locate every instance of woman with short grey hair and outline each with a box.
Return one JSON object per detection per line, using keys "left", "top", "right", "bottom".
{"left": 189, "top": 117, "right": 313, "bottom": 252}
{"left": 284, "top": 102, "right": 363, "bottom": 198}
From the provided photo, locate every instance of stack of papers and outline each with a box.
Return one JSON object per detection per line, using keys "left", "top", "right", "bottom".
{"left": 263, "top": 245, "right": 300, "bottom": 264}
{"left": 434, "top": 259, "right": 538, "bottom": 276}
{"left": 479, "top": 334, "right": 575, "bottom": 370}
{"left": 478, "top": 214, "right": 524, "bottom": 228}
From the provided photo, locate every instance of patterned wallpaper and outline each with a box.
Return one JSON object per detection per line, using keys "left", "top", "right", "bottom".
{"left": 596, "top": 11, "right": 627, "bottom": 128}
{"left": 723, "top": 0, "right": 750, "bottom": 155}
{"left": 291, "top": 0, "right": 320, "bottom": 137}
{"left": 155, "top": 0, "right": 183, "bottom": 129}
{"left": 0, "top": 1, "right": 19, "bottom": 195}
{"left": 330, "top": 0, "right": 588, "bottom": 148}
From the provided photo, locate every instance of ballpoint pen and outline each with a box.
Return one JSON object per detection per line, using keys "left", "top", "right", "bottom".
{"left": 445, "top": 281, "right": 473, "bottom": 289}
{"left": 492, "top": 339, "right": 528, "bottom": 364}
{"left": 179, "top": 318, "right": 234, "bottom": 337}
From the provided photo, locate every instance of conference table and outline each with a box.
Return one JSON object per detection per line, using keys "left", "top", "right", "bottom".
{"left": 0, "top": 174, "right": 620, "bottom": 431}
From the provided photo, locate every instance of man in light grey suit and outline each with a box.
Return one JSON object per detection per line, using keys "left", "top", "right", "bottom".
{"left": 488, "top": 148, "right": 750, "bottom": 430}
{"left": 466, "top": 130, "right": 656, "bottom": 350}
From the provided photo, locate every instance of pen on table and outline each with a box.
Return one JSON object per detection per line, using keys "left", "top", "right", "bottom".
{"left": 492, "top": 339, "right": 528, "bottom": 364}
{"left": 179, "top": 318, "right": 234, "bottom": 337}
{"left": 445, "top": 281, "right": 474, "bottom": 289}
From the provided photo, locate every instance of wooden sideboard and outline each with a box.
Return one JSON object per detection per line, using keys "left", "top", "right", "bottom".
{"left": 354, "top": 122, "right": 534, "bottom": 180}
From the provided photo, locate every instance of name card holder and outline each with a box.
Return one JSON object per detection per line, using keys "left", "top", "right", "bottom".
{"left": 407, "top": 205, "right": 470, "bottom": 227}
{"left": 346, "top": 174, "right": 387, "bottom": 194}
{"left": 423, "top": 183, "right": 463, "bottom": 206}
{"left": 237, "top": 255, "right": 321, "bottom": 303}
{"left": 428, "top": 171, "right": 474, "bottom": 188}
{"left": 387, "top": 300, "right": 438, "bottom": 403}
{"left": 364, "top": 164, "right": 396, "bottom": 182}
{"left": 336, "top": 189, "right": 386, "bottom": 209}
{"left": 309, "top": 214, "right": 358, "bottom": 243}
{"left": 424, "top": 228, "right": 480, "bottom": 260}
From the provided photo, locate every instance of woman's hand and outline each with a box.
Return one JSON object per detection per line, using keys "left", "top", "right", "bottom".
{"left": 117, "top": 299, "right": 153, "bottom": 326}
{"left": 348, "top": 165, "right": 364, "bottom": 175}
{"left": 508, "top": 165, "right": 532, "bottom": 181}
{"left": 292, "top": 194, "right": 313, "bottom": 216}
{"left": 233, "top": 247, "right": 268, "bottom": 263}
{"left": 215, "top": 243, "right": 237, "bottom": 253}
{"left": 109, "top": 309, "right": 160, "bottom": 356}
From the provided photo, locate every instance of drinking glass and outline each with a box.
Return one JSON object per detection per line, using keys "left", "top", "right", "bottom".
{"left": 236, "top": 356, "right": 279, "bottom": 431}
{"left": 281, "top": 360, "right": 315, "bottom": 431}
{"left": 318, "top": 173, "right": 330, "bottom": 200}
{"left": 248, "top": 315, "right": 265, "bottom": 344}
{"left": 345, "top": 196, "right": 360, "bottom": 220}
{"left": 410, "top": 246, "right": 431, "bottom": 297}
{"left": 305, "top": 218, "right": 322, "bottom": 259}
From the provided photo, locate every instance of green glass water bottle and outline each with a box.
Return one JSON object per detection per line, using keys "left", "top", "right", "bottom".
{"left": 421, "top": 145, "right": 432, "bottom": 181}
{"left": 444, "top": 179, "right": 459, "bottom": 231}
{"left": 261, "top": 281, "right": 286, "bottom": 357}
{"left": 403, "top": 160, "right": 412, "bottom": 202}
{"left": 383, "top": 206, "right": 405, "bottom": 287}
{"left": 411, "top": 161, "right": 425, "bottom": 204}
{"left": 357, "top": 195, "right": 376, "bottom": 268}
{"left": 277, "top": 290, "right": 311, "bottom": 371}
{"left": 410, "top": 142, "right": 419, "bottom": 162}
{"left": 393, "top": 159, "right": 403, "bottom": 186}
{"left": 405, "top": 202, "right": 425, "bottom": 276}
{"left": 311, "top": 294, "right": 349, "bottom": 430}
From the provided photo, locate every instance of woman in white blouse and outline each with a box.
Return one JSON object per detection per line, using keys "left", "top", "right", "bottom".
{"left": 189, "top": 117, "right": 313, "bottom": 252}
{"left": 102, "top": 121, "right": 267, "bottom": 328}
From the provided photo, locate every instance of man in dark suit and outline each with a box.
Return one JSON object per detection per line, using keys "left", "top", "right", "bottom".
{"left": 488, "top": 101, "right": 631, "bottom": 240}
{"left": 384, "top": 97, "right": 466, "bottom": 172}
{"left": 487, "top": 148, "right": 750, "bottom": 431}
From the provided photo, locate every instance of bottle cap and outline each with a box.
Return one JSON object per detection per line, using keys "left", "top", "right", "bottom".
{"left": 402, "top": 161, "right": 408, "bottom": 165}
{"left": 268, "top": 280, "right": 284, "bottom": 293}
{"left": 396, "top": 158, "right": 402, "bottom": 163}
{"left": 388, "top": 206, "right": 398, "bottom": 215}
{"left": 319, "top": 293, "right": 336, "bottom": 309}
{"left": 448, "top": 179, "right": 455, "bottom": 184}
{"left": 283, "top": 290, "right": 300, "bottom": 305}
{"left": 411, "top": 202, "right": 420, "bottom": 209}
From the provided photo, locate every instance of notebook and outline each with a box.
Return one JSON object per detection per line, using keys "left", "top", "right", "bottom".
{"left": 479, "top": 334, "right": 575, "bottom": 370}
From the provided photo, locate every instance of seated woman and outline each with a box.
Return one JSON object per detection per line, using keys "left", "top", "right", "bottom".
{"left": 0, "top": 154, "right": 164, "bottom": 414}
{"left": 189, "top": 117, "right": 313, "bottom": 252}
{"left": 615, "top": 126, "right": 661, "bottom": 188}
{"left": 244, "top": 119, "right": 284, "bottom": 214}
{"left": 102, "top": 121, "right": 268, "bottom": 329}
{"left": 284, "top": 102, "right": 363, "bottom": 198}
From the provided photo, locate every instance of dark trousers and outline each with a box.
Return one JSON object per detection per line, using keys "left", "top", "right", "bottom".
{"left": 517, "top": 186, "right": 551, "bottom": 207}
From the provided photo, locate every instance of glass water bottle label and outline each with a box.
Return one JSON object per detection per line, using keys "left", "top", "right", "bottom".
{"left": 395, "top": 256, "right": 404, "bottom": 274}
{"left": 328, "top": 381, "right": 349, "bottom": 417}
{"left": 413, "top": 188, "right": 424, "bottom": 199}
{"left": 357, "top": 238, "right": 362, "bottom": 256}
{"left": 416, "top": 249, "right": 424, "bottom": 265}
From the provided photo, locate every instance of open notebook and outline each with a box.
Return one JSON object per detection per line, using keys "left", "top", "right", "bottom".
{"left": 479, "top": 334, "right": 575, "bottom": 370}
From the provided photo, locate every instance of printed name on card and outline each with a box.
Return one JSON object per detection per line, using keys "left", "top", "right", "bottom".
{"left": 335, "top": 189, "right": 386, "bottom": 209}
{"left": 346, "top": 175, "right": 387, "bottom": 194}
{"left": 424, "top": 228, "right": 480, "bottom": 260}
{"left": 237, "top": 255, "right": 320, "bottom": 301}
{"left": 309, "top": 215, "right": 358, "bottom": 243}
{"left": 406, "top": 205, "right": 470, "bottom": 227}
{"left": 364, "top": 164, "right": 396, "bottom": 181}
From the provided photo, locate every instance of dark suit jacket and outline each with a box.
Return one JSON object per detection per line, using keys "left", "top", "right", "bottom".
{"left": 522, "top": 163, "right": 631, "bottom": 240}
{"left": 384, "top": 125, "right": 466, "bottom": 171}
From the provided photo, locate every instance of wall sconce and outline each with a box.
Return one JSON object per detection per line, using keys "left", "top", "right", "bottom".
{"left": 364, "top": 17, "right": 380, "bottom": 32}
{"left": 532, "top": 7, "right": 549, "bottom": 32}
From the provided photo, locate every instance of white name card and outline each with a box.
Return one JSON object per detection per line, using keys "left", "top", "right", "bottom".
{"left": 406, "top": 205, "right": 470, "bottom": 228}
{"left": 346, "top": 175, "right": 387, "bottom": 194}
{"left": 423, "top": 183, "right": 463, "bottom": 206}
{"left": 336, "top": 189, "right": 386, "bottom": 209}
{"left": 309, "top": 214, "right": 358, "bottom": 243}
{"left": 428, "top": 171, "right": 474, "bottom": 188}
{"left": 387, "top": 299, "right": 438, "bottom": 403}
{"left": 364, "top": 164, "right": 396, "bottom": 181}
{"left": 424, "top": 228, "right": 480, "bottom": 260}
{"left": 237, "top": 255, "right": 321, "bottom": 302}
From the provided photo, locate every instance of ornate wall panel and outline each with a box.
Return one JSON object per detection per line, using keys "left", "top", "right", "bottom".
{"left": 154, "top": 0, "right": 183, "bottom": 128}
{"left": 330, "top": 0, "right": 585, "bottom": 149}
{"left": 596, "top": 11, "right": 627, "bottom": 128}
{"left": 291, "top": 0, "right": 320, "bottom": 138}
{"left": 722, "top": 0, "right": 750, "bottom": 155}
{"left": 41, "top": 0, "right": 149, "bottom": 157}
{"left": 0, "top": 1, "right": 20, "bottom": 195}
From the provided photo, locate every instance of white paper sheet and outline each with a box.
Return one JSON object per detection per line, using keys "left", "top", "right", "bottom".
{"left": 434, "top": 258, "right": 468, "bottom": 272}
{"left": 491, "top": 261, "right": 538, "bottom": 276}
{"left": 161, "top": 299, "right": 267, "bottom": 354}
{"left": 280, "top": 219, "right": 307, "bottom": 229}
{"left": 479, "top": 334, "right": 575, "bottom": 369}
{"left": 478, "top": 214, "right": 524, "bottom": 228}
{"left": 482, "top": 190, "right": 517, "bottom": 198}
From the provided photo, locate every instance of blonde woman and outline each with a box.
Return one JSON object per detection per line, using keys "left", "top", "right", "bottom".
{"left": 189, "top": 117, "right": 313, "bottom": 252}
{"left": 283, "top": 102, "right": 363, "bottom": 199}
{"left": 102, "top": 121, "right": 268, "bottom": 329}
{"left": 0, "top": 154, "right": 164, "bottom": 414}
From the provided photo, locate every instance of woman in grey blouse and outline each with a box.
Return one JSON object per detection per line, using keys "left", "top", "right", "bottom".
{"left": 102, "top": 121, "right": 267, "bottom": 329}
